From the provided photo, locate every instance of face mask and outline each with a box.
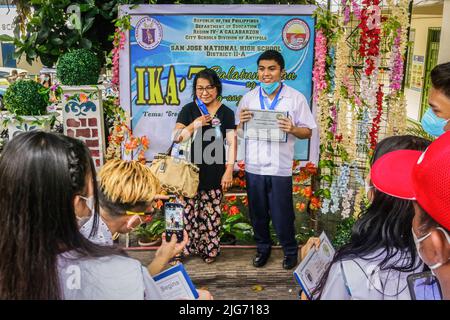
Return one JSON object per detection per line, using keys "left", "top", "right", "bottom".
{"left": 412, "top": 227, "right": 450, "bottom": 274}
{"left": 421, "top": 108, "right": 449, "bottom": 137}
{"left": 79, "top": 195, "right": 95, "bottom": 213}
{"left": 260, "top": 81, "right": 281, "bottom": 95}
{"left": 126, "top": 214, "right": 143, "bottom": 231}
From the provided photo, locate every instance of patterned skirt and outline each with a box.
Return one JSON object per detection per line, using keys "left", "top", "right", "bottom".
{"left": 181, "top": 189, "right": 222, "bottom": 260}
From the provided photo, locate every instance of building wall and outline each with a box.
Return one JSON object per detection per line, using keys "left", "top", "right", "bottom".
{"left": 438, "top": 0, "right": 450, "bottom": 63}
{"left": 405, "top": 15, "right": 442, "bottom": 121}
{"left": 410, "top": 16, "right": 442, "bottom": 57}
{"left": 0, "top": 5, "right": 43, "bottom": 77}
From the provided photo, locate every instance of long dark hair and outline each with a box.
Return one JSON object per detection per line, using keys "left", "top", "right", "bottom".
{"left": 0, "top": 131, "right": 124, "bottom": 299}
{"left": 314, "top": 135, "right": 431, "bottom": 299}
{"left": 192, "top": 68, "right": 222, "bottom": 100}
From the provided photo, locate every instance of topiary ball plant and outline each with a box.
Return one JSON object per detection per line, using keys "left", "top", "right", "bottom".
{"left": 57, "top": 49, "right": 101, "bottom": 86}
{"left": 4, "top": 80, "right": 48, "bottom": 116}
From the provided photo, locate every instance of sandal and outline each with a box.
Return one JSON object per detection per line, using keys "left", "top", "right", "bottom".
{"left": 203, "top": 257, "right": 215, "bottom": 264}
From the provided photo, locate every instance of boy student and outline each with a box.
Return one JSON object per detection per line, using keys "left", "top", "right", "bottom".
{"left": 421, "top": 61, "right": 450, "bottom": 136}
{"left": 235, "top": 50, "right": 316, "bottom": 269}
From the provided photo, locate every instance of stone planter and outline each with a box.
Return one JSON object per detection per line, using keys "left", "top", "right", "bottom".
{"left": 61, "top": 86, "right": 106, "bottom": 169}
{"left": 220, "top": 234, "right": 237, "bottom": 245}
{"left": 5, "top": 114, "right": 54, "bottom": 140}
{"left": 138, "top": 238, "right": 162, "bottom": 247}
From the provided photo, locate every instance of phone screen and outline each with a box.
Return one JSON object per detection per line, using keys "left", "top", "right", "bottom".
{"left": 408, "top": 272, "right": 442, "bottom": 300}
{"left": 164, "top": 202, "right": 184, "bottom": 242}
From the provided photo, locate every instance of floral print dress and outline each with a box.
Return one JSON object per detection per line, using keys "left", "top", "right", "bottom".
{"left": 180, "top": 189, "right": 222, "bottom": 261}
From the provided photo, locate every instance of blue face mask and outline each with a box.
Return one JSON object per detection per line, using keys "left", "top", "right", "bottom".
{"left": 260, "top": 81, "right": 281, "bottom": 95}
{"left": 421, "top": 108, "right": 449, "bottom": 137}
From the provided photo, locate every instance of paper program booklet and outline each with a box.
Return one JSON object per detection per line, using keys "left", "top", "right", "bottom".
{"left": 294, "top": 232, "right": 335, "bottom": 299}
{"left": 153, "top": 263, "right": 199, "bottom": 300}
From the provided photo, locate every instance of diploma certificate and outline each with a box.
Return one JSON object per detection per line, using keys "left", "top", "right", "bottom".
{"left": 243, "top": 109, "right": 288, "bottom": 142}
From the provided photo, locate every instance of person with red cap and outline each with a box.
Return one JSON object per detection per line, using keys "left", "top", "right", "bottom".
{"left": 311, "top": 135, "right": 430, "bottom": 300}
{"left": 371, "top": 131, "right": 450, "bottom": 300}
{"left": 421, "top": 62, "right": 450, "bottom": 136}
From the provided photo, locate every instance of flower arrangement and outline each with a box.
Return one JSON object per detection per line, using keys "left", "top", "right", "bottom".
{"left": 310, "top": 0, "right": 410, "bottom": 224}
{"left": 293, "top": 162, "right": 322, "bottom": 212}
{"left": 231, "top": 161, "right": 247, "bottom": 190}
{"left": 105, "top": 108, "right": 149, "bottom": 164}
{"left": 220, "top": 195, "right": 253, "bottom": 243}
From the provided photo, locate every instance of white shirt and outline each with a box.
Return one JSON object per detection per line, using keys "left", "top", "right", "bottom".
{"left": 320, "top": 249, "right": 423, "bottom": 300}
{"left": 74, "top": 215, "right": 162, "bottom": 299}
{"left": 58, "top": 251, "right": 162, "bottom": 300}
{"left": 235, "top": 84, "right": 316, "bottom": 176}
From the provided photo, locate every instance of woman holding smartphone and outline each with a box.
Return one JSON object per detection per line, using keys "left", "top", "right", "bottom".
{"left": 0, "top": 131, "right": 212, "bottom": 299}
{"left": 173, "top": 68, "right": 237, "bottom": 264}
{"left": 80, "top": 159, "right": 189, "bottom": 276}
{"left": 0, "top": 132, "right": 162, "bottom": 299}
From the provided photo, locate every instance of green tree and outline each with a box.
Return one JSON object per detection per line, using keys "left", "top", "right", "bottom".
{"left": 1, "top": 0, "right": 315, "bottom": 67}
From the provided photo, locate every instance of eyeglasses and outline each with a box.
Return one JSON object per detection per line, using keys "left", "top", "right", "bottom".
{"left": 196, "top": 85, "right": 215, "bottom": 93}
{"left": 125, "top": 210, "right": 153, "bottom": 230}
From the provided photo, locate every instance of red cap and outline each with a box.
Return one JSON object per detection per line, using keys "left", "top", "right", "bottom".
{"left": 371, "top": 131, "right": 450, "bottom": 231}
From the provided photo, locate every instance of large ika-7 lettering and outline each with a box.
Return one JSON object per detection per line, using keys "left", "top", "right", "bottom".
{"left": 135, "top": 65, "right": 206, "bottom": 106}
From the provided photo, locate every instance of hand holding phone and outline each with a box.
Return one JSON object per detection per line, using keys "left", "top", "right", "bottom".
{"left": 407, "top": 271, "right": 443, "bottom": 300}
{"left": 164, "top": 202, "right": 185, "bottom": 243}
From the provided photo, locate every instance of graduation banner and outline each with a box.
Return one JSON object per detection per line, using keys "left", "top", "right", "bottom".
{"left": 119, "top": 4, "right": 318, "bottom": 163}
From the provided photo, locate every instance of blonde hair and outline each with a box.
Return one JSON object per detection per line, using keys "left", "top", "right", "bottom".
{"left": 98, "top": 159, "right": 160, "bottom": 205}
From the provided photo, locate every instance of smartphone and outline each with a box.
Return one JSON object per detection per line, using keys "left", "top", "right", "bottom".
{"left": 164, "top": 202, "right": 184, "bottom": 243}
{"left": 407, "top": 271, "right": 443, "bottom": 300}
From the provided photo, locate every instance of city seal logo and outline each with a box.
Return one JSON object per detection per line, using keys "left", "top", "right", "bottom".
{"left": 282, "top": 18, "right": 310, "bottom": 51}
{"left": 135, "top": 17, "right": 163, "bottom": 50}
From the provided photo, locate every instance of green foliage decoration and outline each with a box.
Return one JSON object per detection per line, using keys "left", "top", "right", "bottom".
{"left": 332, "top": 216, "right": 356, "bottom": 248}
{"left": 4, "top": 80, "right": 48, "bottom": 116}
{"left": 57, "top": 49, "right": 101, "bottom": 85}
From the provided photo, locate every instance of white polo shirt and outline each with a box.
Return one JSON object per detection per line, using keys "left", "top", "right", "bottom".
{"left": 235, "top": 84, "right": 316, "bottom": 176}
{"left": 320, "top": 249, "right": 423, "bottom": 300}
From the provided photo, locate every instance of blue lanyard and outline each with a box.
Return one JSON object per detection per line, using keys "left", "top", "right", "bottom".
{"left": 195, "top": 98, "right": 222, "bottom": 138}
{"left": 259, "top": 84, "right": 283, "bottom": 110}
{"left": 196, "top": 98, "right": 209, "bottom": 115}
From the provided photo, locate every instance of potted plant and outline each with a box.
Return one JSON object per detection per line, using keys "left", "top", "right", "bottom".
{"left": 2, "top": 79, "right": 56, "bottom": 139}
{"left": 220, "top": 210, "right": 254, "bottom": 245}
{"left": 134, "top": 218, "right": 165, "bottom": 247}
{"left": 57, "top": 48, "right": 106, "bottom": 168}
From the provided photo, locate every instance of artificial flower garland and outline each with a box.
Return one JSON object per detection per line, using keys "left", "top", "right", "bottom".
{"left": 313, "top": 1, "right": 411, "bottom": 219}
{"left": 312, "top": 29, "right": 328, "bottom": 102}
{"left": 111, "top": 29, "right": 126, "bottom": 91}
{"left": 369, "top": 84, "right": 384, "bottom": 150}
{"left": 359, "top": 0, "right": 381, "bottom": 77}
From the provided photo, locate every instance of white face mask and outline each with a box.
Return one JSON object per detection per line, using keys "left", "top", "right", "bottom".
{"left": 412, "top": 226, "right": 450, "bottom": 273}
{"left": 79, "top": 195, "right": 95, "bottom": 213}
{"left": 365, "top": 181, "right": 374, "bottom": 198}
